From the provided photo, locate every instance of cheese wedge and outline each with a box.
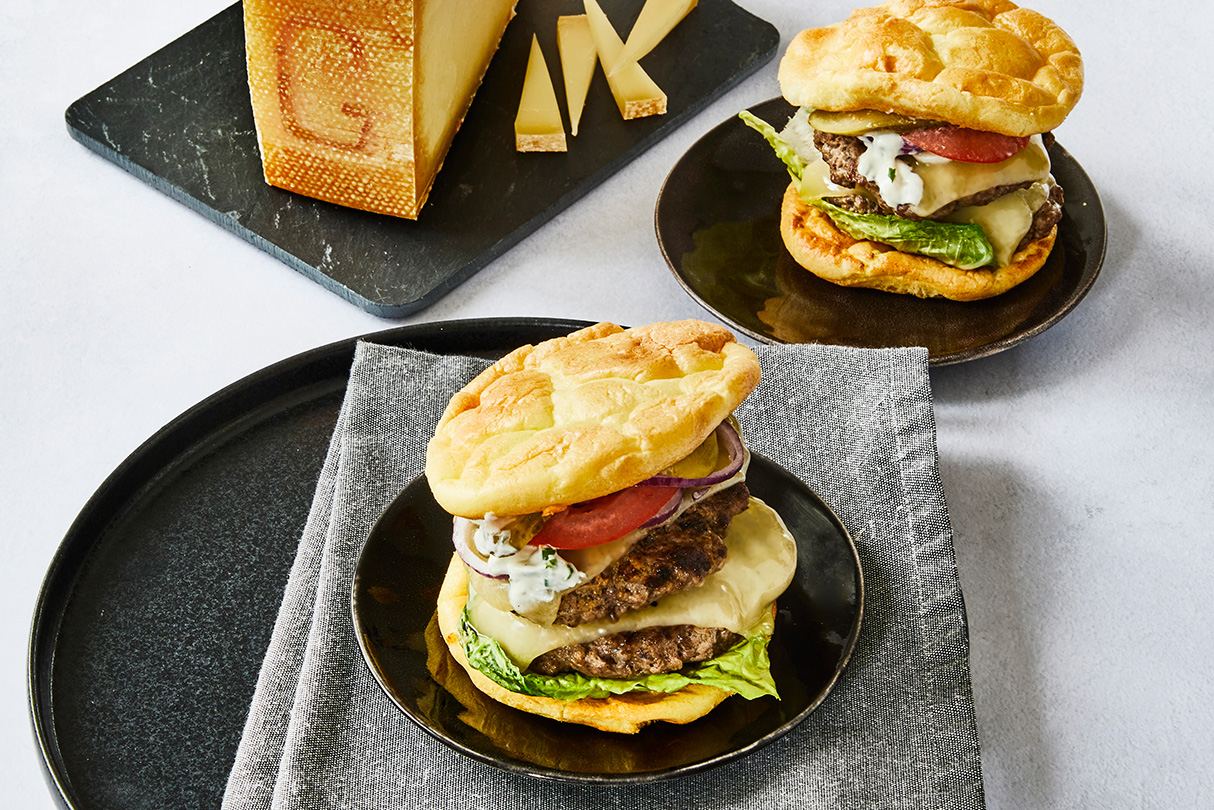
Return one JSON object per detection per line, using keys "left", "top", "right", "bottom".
{"left": 243, "top": 0, "right": 517, "bottom": 220}
{"left": 515, "top": 36, "right": 567, "bottom": 152}
{"left": 583, "top": 0, "right": 666, "bottom": 119}
{"left": 557, "top": 16, "right": 597, "bottom": 137}
{"left": 610, "top": 0, "right": 697, "bottom": 75}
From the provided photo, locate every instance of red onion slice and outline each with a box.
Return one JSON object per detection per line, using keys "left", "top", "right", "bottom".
{"left": 451, "top": 517, "right": 508, "bottom": 580}
{"left": 640, "top": 488, "right": 683, "bottom": 528}
{"left": 638, "top": 420, "right": 745, "bottom": 488}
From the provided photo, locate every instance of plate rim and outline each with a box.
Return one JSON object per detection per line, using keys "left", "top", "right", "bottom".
{"left": 352, "top": 455, "right": 865, "bottom": 784}
{"left": 655, "top": 96, "right": 1107, "bottom": 365}
{"left": 26, "top": 317, "right": 596, "bottom": 810}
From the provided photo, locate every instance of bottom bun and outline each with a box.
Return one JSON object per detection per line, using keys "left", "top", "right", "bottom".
{"left": 435, "top": 554, "right": 732, "bottom": 734}
{"left": 779, "top": 184, "right": 1058, "bottom": 301}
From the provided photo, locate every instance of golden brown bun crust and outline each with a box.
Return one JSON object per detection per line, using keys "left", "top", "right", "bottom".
{"left": 434, "top": 555, "right": 732, "bottom": 734}
{"left": 425, "top": 321, "right": 760, "bottom": 518}
{"left": 778, "top": 0, "right": 1083, "bottom": 137}
{"left": 780, "top": 184, "right": 1056, "bottom": 300}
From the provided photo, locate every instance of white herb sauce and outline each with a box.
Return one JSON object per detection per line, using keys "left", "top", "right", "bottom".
{"left": 857, "top": 132, "right": 925, "bottom": 207}
{"left": 468, "top": 514, "right": 584, "bottom": 614}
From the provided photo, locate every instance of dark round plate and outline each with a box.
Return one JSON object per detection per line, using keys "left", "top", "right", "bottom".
{"left": 352, "top": 455, "right": 863, "bottom": 784}
{"left": 28, "top": 318, "right": 594, "bottom": 810}
{"left": 655, "top": 97, "right": 1106, "bottom": 365}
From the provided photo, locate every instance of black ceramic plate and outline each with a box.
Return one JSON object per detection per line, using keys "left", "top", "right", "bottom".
{"left": 65, "top": 1, "right": 778, "bottom": 316}
{"left": 28, "top": 319, "right": 600, "bottom": 810}
{"left": 655, "top": 98, "right": 1106, "bottom": 365}
{"left": 352, "top": 458, "right": 863, "bottom": 783}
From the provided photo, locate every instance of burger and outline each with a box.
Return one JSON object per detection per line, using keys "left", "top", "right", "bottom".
{"left": 741, "top": 0, "right": 1084, "bottom": 301}
{"left": 424, "top": 321, "right": 796, "bottom": 733}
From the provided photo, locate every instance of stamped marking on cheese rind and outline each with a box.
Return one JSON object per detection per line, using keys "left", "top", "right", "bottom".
{"left": 275, "top": 18, "right": 376, "bottom": 153}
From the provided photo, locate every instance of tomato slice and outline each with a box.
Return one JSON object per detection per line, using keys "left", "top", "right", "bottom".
{"left": 901, "top": 126, "right": 1029, "bottom": 163}
{"left": 530, "top": 486, "right": 681, "bottom": 549}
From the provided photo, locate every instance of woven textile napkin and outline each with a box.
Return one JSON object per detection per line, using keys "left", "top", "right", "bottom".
{"left": 222, "top": 338, "right": 985, "bottom": 810}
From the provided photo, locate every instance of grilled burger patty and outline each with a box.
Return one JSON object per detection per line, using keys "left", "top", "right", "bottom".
{"left": 529, "top": 624, "right": 743, "bottom": 678}
{"left": 554, "top": 482, "right": 751, "bottom": 628}
{"left": 812, "top": 129, "right": 1062, "bottom": 225}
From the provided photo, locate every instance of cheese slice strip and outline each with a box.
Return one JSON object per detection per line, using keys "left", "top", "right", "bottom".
{"left": 466, "top": 498, "right": 797, "bottom": 668}
{"left": 515, "top": 36, "right": 567, "bottom": 152}
{"left": 243, "top": 0, "right": 517, "bottom": 219}
{"left": 911, "top": 135, "right": 1052, "bottom": 217}
{"left": 557, "top": 16, "right": 597, "bottom": 137}
{"left": 583, "top": 0, "right": 667, "bottom": 119}
{"left": 610, "top": 0, "right": 697, "bottom": 76}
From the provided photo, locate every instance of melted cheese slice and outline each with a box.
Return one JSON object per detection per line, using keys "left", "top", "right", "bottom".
{"left": 244, "top": 0, "right": 518, "bottom": 219}
{"left": 557, "top": 16, "right": 597, "bottom": 138}
{"left": 515, "top": 36, "right": 566, "bottom": 152}
{"left": 948, "top": 180, "right": 1054, "bottom": 266}
{"left": 611, "top": 0, "right": 698, "bottom": 74}
{"left": 583, "top": 0, "right": 667, "bottom": 119}
{"left": 911, "top": 135, "right": 1051, "bottom": 217}
{"left": 466, "top": 498, "right": 797, "bottom": 668}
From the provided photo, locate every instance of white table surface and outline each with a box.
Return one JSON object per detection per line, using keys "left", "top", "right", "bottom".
{"left": 4, "top": 1, "right": 1212, "bottom": 807}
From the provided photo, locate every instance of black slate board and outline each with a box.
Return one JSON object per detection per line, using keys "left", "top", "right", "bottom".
{"left": 65, "top": 2, "right": 778, "bottom": 316}
{"left": 29, "top": 319, "right": 591, "bottom": 810}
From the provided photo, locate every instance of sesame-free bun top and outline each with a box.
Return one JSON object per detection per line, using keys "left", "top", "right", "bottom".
{"left": 425, "top": 321, "right": 761, "bottom": 518}
{"left": 778, "top": 0, "right": 1083, "bottom": 137}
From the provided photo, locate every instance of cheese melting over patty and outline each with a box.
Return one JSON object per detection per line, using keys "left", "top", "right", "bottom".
{"left": 466, "top": 498, "right": 796, "bottom": 669}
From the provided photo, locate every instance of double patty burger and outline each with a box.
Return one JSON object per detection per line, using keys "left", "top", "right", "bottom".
{"left": 425, "top": 321, "right": 796, "bottom": 733}
{"left": 743, "top": 0, "right": 1084, "bottom": 300}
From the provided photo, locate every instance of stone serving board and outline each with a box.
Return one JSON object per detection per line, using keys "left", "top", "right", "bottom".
{"left": 66, "top": 1, "right": 778, "bottom": 316}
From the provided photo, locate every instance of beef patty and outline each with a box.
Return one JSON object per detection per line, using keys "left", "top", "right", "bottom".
{"left": 529, "top": 625, "right": 742, "bottom": 678}
{"left": 554, "top": 482, "right": 751, "bottom": 628}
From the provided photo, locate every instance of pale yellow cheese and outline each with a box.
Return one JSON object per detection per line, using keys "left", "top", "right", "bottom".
{"left": 910, "top": 136, "right": 1052, "bottom": 217}
{"left": 583, "top": 0, "right": 667, "bottom": 119}
{"left": 948, "top": 181, "right": 1053, "bottom": 266}
{"left": 611, "top": 0, "right": 697, "bottom": 75}
{"left": 515, "top": 36, "right": 566, "bottom": 152}
{"left": 557, "top": 16, "right": 597, "bottom": 137}
{"left": 466, "top": 498, "right": 797, "bottom": 668}
{"left": 243, "top": 0, "right": 517, "bottom": 219}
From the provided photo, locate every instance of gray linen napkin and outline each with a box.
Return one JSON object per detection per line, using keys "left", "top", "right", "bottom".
{"left": 222, "top": 339, "right": 985, "bottom": 810}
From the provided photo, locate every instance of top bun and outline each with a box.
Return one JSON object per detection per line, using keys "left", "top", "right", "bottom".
{"left": 778, "top": 0, "right": 1083, "bottom": 137}
{"left": 426, "top": 321, "right": 761, "bottom": 518}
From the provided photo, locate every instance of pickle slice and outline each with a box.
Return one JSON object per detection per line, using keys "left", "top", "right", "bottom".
{"left": 809, "top": 109, "right": 938, "bottom": 134}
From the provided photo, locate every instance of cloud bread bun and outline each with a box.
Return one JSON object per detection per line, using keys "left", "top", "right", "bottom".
{"left": 778, "top": 0, "right": 1083, "bottom": 137}
{"left": 780, "top": 183, "right": 1056, "bottom": 300}
{"left": 435, "top": 554, "right": 732, "bottom": 733}
{"left": 425, "top": 321, "right": 761, "bottom": 519}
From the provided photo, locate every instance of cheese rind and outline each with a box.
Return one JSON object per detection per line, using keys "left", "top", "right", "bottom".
{"left": 583, "top": 0, "right": 667, "bottom": 119}
{"left": 515, "top": 36, "right": 567, "bottom": 152}
{"left": 243, "top": 0, "right": 517, "bottom": 219}
{"left": 611, "top": 0, "right": 697, "bottom": 75}
{"left": 557, "top": 16, "right": 597, "bottom": 137}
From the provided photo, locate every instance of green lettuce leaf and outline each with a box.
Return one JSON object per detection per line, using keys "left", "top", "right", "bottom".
{"left": 458, "top": 608, "right": 779, "bottom": 702}
{"left": 812, "top": 200, "right": 996, "bottom": 269}
{"left": 739, "top": 110, "right": 804, "bottom": 183}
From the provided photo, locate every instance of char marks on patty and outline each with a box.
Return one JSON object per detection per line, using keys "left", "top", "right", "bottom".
{"left": 554, "top": 483, "right": 751, "bottom": 628}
